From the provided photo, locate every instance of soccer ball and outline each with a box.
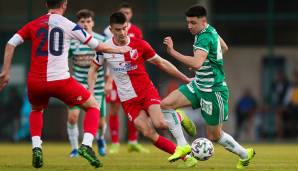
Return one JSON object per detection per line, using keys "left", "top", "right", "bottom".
{"left": 191, "top": 138, "right": 214, "bottom": 161}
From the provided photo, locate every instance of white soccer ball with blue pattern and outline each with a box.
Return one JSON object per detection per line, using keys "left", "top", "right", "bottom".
{"left": 191, "top": 138, "right": 214, "bottom": 161}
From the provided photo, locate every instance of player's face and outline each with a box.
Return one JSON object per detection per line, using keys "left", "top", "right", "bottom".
{"left": 110, "top": 22, "right": 129, "bottom": 42}
{"left": 119, "top": 8, "right": 133, "bottom": 22}
{"left": 186, "top": 16, "right": 207, "bottom": 35}
{"left": 110, "top": 22, "right": 128, "bottom": 42}
{"left": 78, "top": 17, "right": 94, "bottom": 33}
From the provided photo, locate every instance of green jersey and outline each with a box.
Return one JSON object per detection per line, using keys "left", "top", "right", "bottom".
{"left": 192, "top": 24, "right": 228, "bottom": 92}
{"left": 69, "top": 32, "right": 106, "bottom": 97}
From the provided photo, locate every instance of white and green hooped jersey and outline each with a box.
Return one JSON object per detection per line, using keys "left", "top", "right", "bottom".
{"left": 69, "top": 32, "right": 106, "bottom": 100}
{"left": 193, "top": 24, "right": 228, "bottom": 92}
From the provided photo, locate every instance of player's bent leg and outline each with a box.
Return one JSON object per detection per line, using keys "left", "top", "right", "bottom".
{"left": 207, "top": 125, "right": 255, "bottom": 169}
{"left": 161, "top": 90, "right": 197, "bottom": 137}
{"left": 30, "top": 105, "right": 44, "bottom": 168}
{"left": 147, "top": 104, "right": 168, "bottom": 130}
{"left": 78, "top": 95, "right": 102, "bottom": 168}
{"left": 161, "top": 89, "right": 192, "bottom": 110}
{"left": 133, "top": 110, "right": 159, "bottom": 141}
{"left": 134, "top": 111, "right": 176, "bottom": 155}
{"left": 67, "top": 108, "right": 80, "bottom": 157}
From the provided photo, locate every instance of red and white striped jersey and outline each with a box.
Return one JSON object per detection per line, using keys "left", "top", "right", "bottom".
{"left": 93, "top": 37, "right": 157, "bottom": 102}
{"left": 14, "top": 13, "right": 99, "bottom": 81}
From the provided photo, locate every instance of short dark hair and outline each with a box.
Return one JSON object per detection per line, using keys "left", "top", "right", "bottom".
{"left": 46, "top": 0, "right": 66, "bottom": 9}
{"left": 185, "top": 5, "right": 207, "bottom": 18}
{"left": 76, "top": 9, "right": 95, "bottom": 21}
{"left": 110, "top": 12, "right": 126, "bottom": 25}
{"left": 118, "top": 2, "right": 132, "bottom": 10}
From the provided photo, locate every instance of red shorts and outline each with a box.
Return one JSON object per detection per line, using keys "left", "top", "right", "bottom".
{"left": 27, "top": 77, "right": 91, "bottom": 108}
{"left": 121, "top": 86, "right": 161, "bottom": 122}
{"left": 106, "top": 81, "right": 120, "bottom": 103}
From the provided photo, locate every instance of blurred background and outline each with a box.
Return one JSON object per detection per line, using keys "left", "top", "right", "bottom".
{"left": 0, "top": 0, "right": 297, "bottom": 143}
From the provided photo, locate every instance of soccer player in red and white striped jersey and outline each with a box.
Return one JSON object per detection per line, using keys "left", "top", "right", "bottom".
{"left": 89, "top": 12, "right": 198, "bottom": 168}
{"left": 0, "top": 0, "right": 130, "bottom": 168}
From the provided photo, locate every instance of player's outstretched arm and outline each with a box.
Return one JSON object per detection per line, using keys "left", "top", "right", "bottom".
{"left": 163, "top": 36, "right": 208, "bottom": 70}
{"left": 88, "top": 62, "right": 100, "bottom": 95}
{"left": 95, "top": 42, "right": 131, "bottom": 54}
{"left": 149, "top": 55, "right": 191, "bottom": 84}
{"left": 0, "top": 43, "right": 16, "bottom": 91}
{"left": 104, "top": 74, "right": 113, "bottom": 96}
{"left": 219, "top": 36, "right": 229, "bottom": 54}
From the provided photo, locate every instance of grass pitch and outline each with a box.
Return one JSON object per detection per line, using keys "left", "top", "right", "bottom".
{"left": 0, "top": 143, "right": 298, "bottom": 171}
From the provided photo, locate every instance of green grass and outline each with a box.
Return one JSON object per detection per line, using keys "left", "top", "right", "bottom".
{"left": 0, "top": 143, "right": 298, "bottom": 171}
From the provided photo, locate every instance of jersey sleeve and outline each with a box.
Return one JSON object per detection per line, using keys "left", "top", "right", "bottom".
{"left": 16, "top": 23, "right": 31, "bottom": 40}
{"left": 93, "top": 52, "right": 105, "bottom": 66}
{"left": 70, "top": 24, "right": 99, "bottom": 49}
{"left": 193, "top": 32, "right": 212, "bottom": 53}
{"left": 142, "top": 40, "right": 157, "bottom": 61}
{"left": 103, "top": 26, "right": 113, "bottom": 39}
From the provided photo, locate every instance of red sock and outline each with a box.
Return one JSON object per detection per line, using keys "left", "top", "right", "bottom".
{"left": 29, "top": 111, "right": 43, "bottom": 137}
{"left": 83, "top": 107, "right": 100, "bottom": 137}
{"left": 154, "top": 135, "right": 176, "bottom": 154}
{"left": 109, "top": 114, "right": 119, "bottom": 143}
{"left": 128, "top": 120, "right": 138, "bottom": 142}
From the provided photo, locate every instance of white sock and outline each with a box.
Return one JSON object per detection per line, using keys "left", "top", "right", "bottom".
{"left": 32, "top": 136, "right": 42, "bottom": 149}
{"left": 162, "top": 109, "right": 188, "bottom": 146}
{"left": 217, "top": 131, "right": 248, "bottom": 159}
{"left": 67, "top": 122, "right": 79, "bottom": 150}
{"left": 82, "top": 132, "right": 94, "bottom": 147}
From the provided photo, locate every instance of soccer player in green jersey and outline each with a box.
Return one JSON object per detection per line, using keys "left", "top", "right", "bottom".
{"left": 67, "top": 9, "right": 107, "bottom": 157}
{"left": 161, "top": 5, "right": 255, "bottom": 169}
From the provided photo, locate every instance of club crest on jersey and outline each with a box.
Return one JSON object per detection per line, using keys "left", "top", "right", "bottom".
{"left": 129, "top": 49, "right": 139, "bottom": 60}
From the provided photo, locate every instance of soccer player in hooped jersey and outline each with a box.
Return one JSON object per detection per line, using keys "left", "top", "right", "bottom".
{"left": 89, "top": 12, "right": 198, "bottom": 168}
{"left": 0, "top": 0, "right": 130, "bottom": 168}
{"left": 67, "top": 9, "right": 107, "bottom": 157}
{"left": 103, "top": 2, "right": 147, "bottom": 154}
{"left": 161, "top": 5, "right": 256, "bottom": 169}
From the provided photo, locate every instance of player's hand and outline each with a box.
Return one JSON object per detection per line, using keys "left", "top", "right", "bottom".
{"left": 0, "top": 72, "right": 10, "bottom": 91}
{"left": 104, "top": 82, "right": 113, "bottom": 95}
{"left": 163, "top": 37, "right": 174, "bottom": 51}
{"left": 118, "top": 46, "right": 132, "bottom": 54}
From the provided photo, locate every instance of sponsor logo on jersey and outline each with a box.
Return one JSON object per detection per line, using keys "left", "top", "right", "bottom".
{"left": 113, "top": 62, "right": 137, "bottom": 72}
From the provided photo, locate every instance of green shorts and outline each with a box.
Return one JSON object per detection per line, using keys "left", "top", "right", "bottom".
{"left": 68, "top": 94, "right": 106, "bottom": 118}
{"left": 179, "top": 82, "right": 229, "bottom": 125}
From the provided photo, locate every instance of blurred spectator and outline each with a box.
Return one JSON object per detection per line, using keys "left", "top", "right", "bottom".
{"left": 270, "top": 71, "right": 290, "bottom": 139}
{"left": 283, "top": 70, "right": 298, "bottom": 138}
{"left": 235, "top": 89, "right": 257, "bottom": 141}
